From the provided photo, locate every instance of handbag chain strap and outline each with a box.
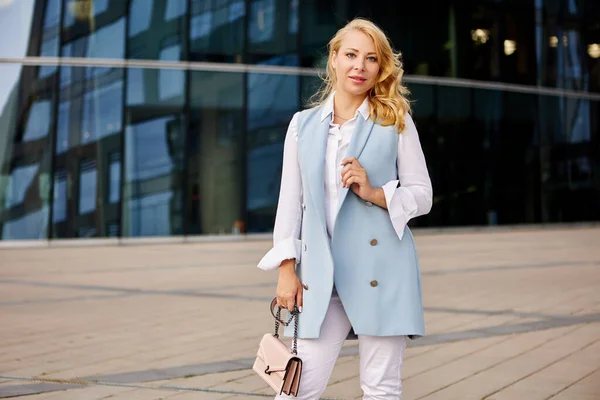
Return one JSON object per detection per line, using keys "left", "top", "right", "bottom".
{"left": 271, "top": 298, "right": 300, "bottom": 355}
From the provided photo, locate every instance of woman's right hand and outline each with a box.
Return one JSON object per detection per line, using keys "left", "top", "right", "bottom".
{"left": 276, "top": 259, "right": 303, "bottom": 313}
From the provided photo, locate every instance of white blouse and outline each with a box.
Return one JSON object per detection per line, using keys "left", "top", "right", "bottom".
{"left": 257, "top": 94, "right": 432, "bottom": 271}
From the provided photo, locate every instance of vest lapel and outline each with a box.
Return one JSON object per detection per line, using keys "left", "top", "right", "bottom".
{"left": 305, "top": 113, "right": 330, "bottom": 236}
{"left": 337, "top": 117, "right": 374, "bottom": 211}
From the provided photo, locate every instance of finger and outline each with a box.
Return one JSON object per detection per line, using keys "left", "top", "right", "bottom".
{"left": 341, "top": 161, "right": 361, "bottom": 174}
{"left": 285, "top": 295, "right": 295, "bottom": 312}
{"left": 346, "top": 176, "right": 361, "bottom": 188}
{"left": 341, "top": 156, "right": 357, "bottom": 166}
{"left": 347, "top": 173, "right": 365, "bottom": 187}
{"left": 296, "top": 286, "right": 303, "bottom": 312}
{"left": 342, "top": 170, "right": 356, "bottom": 186}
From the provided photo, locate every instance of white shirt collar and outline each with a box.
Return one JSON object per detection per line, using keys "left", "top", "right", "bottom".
{"left": 320, "top": 92, "right": 370, "bottom": 122}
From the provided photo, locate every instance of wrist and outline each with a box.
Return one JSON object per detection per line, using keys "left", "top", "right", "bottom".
{"left": 364, "top": 187, "right": 379, "bottom": 202}
{"left": 279, "top": 259, "right": 296, "bottom": 274}
{"left": 364, "top": 187, "right": 387, "bottom": 209}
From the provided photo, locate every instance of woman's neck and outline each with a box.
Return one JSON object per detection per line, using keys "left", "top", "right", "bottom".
{"left": 333, "top": 91, "right": 366, "bottom": 120}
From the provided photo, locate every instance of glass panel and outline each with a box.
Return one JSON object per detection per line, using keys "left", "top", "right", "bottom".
{"left": 165, "top": 0, "right": 187, "bottom": 21}
{"left": 37, "top": 0, "right": 61, "bottom": 78}
{"left": 81, "top": 80, "right": 123, "bottom": 144}
{"left": 43, "top": 0, "right": 61, "bottom": 28}
{"left": 52, "top": 169, "right": 67, "bottom": 223}
{"left": 0, "top": 0, "right": 35, "bottom": 58}
{"left": 22, "top": 100, "right": 52, "bottom": 142}
{"left": 128, "top": 0, "right": 188, "bottom": 61}
{"left": 129, "top": 0, "right": 154, "bottom": 37}
{"left": 159, "top": 44, "right": 185, "bottom": 102}
{"left": 122, "top": 64, "right": 186, "bottom": 237}
{"left": 63, "top": 0, "right": 119, "bottom": 28}
{"left": 78, "top": 159, "right": 97, "bottom": 215}
{"left": 187, "top": 70, "right": 244, "bottom": 234}
{"left": 52, "top": 63, "right": 124, "bottom": 238}
{"left": 248, "top": 0, "right": 297, "bottom": 62}
{"left": 246, "top": 62, "right": 299, "bottom": 232}
{"left": 62, "top": 0, "right": 127, "bottom": 42}
{"left": 189, "top": 0, "right": 246, "bottom": 61}
{"left": 85, "top": 18, "right": 126, "bottom": 78}
{"left": 94, "top": 0, "right": 110, "bottom": 15}
{"left": 109, "top": 152, "right": 121, "bottom": 204}
{"left": 126, "top": 68, "right": 145, "bottom": 106}
{"left": 38, "top": 37, "right": 59, "bottom": 78}
{"left": 249, "top": 0, "right": 274, "bottom": 44}
{"left": 0, "top": 64, "right": 54, "bottom": 240}
{"left": 122, "top": 115, "right": 185, "bottom": 237}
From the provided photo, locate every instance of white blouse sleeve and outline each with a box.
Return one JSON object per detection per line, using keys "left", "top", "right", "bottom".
{"left": 257, "top": 112, "right": 303, "bottom": 271}
{"left": 381, "top": 113, "right": 433, "bottom": 240}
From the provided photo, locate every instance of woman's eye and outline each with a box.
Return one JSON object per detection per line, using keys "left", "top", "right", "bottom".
{"left": 346, "top": 53, "right": 356, "bottom": 58}
{"left": 368, "top": 56, "right": 377, "bottom": 62}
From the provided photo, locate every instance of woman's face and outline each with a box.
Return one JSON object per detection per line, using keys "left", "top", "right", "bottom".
{"left": 332, "top": 29, "right": 380, "bottom": 98}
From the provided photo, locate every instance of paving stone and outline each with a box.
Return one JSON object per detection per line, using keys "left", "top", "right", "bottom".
{"left": 1, "top": 227, "right": 599, "bottom": 399}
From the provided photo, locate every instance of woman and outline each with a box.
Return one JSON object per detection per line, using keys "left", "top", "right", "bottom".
{"left": 257, "top": 18, "right": 433, "bottom": 400}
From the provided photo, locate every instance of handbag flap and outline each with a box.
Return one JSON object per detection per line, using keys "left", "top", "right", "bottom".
{"left": 257, "top": 333, "right": 293, "bottom": 372}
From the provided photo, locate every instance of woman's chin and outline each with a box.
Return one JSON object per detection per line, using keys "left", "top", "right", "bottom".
{"left": 340, "top": 85, "right": 372, "bottom": 97}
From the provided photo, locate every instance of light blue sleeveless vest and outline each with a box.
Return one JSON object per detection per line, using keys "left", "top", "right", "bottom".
{"left": 285, "top": 106, "right": 425, "bottom": 340}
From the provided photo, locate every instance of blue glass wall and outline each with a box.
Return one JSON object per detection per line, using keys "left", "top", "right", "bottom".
{"left": 0, "top": 0, "right": 598, "bottom": 239}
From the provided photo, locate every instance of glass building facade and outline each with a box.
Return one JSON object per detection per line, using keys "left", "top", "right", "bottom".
{"left": 0, "top": 0, "right": 598, "bottom": 240}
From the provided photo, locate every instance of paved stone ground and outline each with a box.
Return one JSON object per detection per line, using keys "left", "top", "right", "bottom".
{"left": 0, "top": 226, "right": 599, "bottom": 399}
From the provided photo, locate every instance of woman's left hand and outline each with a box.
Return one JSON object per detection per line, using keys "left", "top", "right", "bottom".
{"left": 341, "top": 157, "right": 374, "bottom": 201}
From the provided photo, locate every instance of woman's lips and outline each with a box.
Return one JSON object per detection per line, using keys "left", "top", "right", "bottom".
{"left": 349, "top": 76, "right": 366, "bottom": 84}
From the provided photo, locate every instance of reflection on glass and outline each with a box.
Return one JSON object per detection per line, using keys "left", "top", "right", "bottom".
{"left": 22, "top": 100, "right": 51, "bottom": 142}
{"left": 85, "top": 18, "right": 125, "bottom": 78}
{"left": 94, "top": 0, "right": 109, "bottom": 15}
{"left": 38, "top": 37, "right": 59, "bottom": 78}
{"left": 165, "top": 0, "right": 187, "bottom": 21}
{"left": 60, "top": 41, "right": 74, "bottom": 87}
{"left": 81, "top": 81, "right": 123, "bottom": 145}
{"left": 247, "top": 0, "right": 297, "bottom": 64}
{"left": 188, "top": 71, "right": 243, "bottom": 234}
{"left": 126, "top": 117, "right": 179, "bottom": 181}
{"left": 1, "top": 161, "right": 51, "bottom": 240}
{"left": 2, "top": 207, "right": 50, "bottom": 240}
{"left": 53, "top": 61, "right": 124, "bottom": 238}
{"left": 55, "top": 101, "right": 70, "bottom": 154}
{"left": 246, "top": 67, "right": 298, "bottom": 231}
{"left": 249, "top": 0, "right": 274, "bottom": 44}
{"left": 43, "top": 0, "right": 61, "bottom": 28}
{"left": 123, "top": 115, "right": 184, "bottom": 237}
{"left": 129, "top": 0, "right": 154, "bottom": 37}
{"left": 109, "top": 153, "right": 121, "bottom": 204}
{"left": 127, "top": 68, "right": 145, "bottom": 105}
{"left": 190, "top": 0, "right": 246, "bottom": 56}
{"left": 289, "top": 0, "right": 298, "bottom": 34}
{"left": 78, "top": 160, "right": 97, "bottom": 215}
{"left": 159, "top": 44, "right": 184, "bottom": 101}
{"left": 63, "top": 0, "right": 111, "bottom": 27}
{"left": 38, "top": 0, "right": 61, "bottom": 78}
{"left": 52, "top": 170, "right": 67, "bottom": 223}
{"left": 4, "top": 165, "right": 38, "bottom": 209}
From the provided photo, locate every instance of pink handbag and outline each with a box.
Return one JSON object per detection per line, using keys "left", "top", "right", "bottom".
{"left": 253, "top": 298, "right": 302, "bottom": 397}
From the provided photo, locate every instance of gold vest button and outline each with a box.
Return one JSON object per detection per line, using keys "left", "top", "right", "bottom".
{"left": 370, "top": 239, "right": 378, "bottom": 246}
{"left": 370, "top": 280, "right": 378, "bottom": 287}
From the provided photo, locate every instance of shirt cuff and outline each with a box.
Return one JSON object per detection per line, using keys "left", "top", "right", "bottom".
{"left": 382, "top": 180, "right": 418, "bottom": 241}
{"left": 257, "top": 237, "right": 302, "bottom": 271}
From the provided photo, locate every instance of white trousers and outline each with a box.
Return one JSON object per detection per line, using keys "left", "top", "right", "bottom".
{"left": 275, "top": 296, "right": 407, "bottom": 400}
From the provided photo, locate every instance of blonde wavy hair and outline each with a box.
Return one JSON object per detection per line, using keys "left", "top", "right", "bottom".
{"left": 309, "top": 18, "right": 412, "bottom": 132}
